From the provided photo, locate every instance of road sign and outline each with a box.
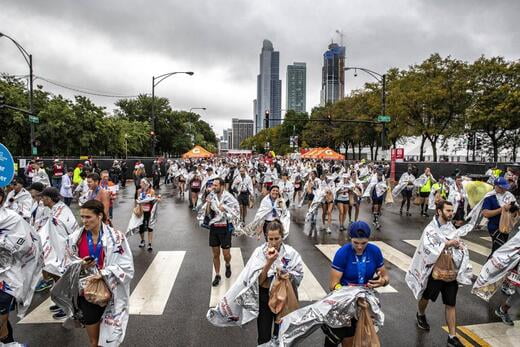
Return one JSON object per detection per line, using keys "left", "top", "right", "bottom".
{"left": 0, "top": 143, "right": 15, "bottom": 188}
{"left": 377, "top": 115, "right": 391, "bottom": 123}
{"left": 32, "top": 146, "right": 38, "bottom": 156}
{"left": 28, "top": 115, "right": 39, "bottom": 124}
{"left": 391, "top": 148, "right": 404, "bottom": 160}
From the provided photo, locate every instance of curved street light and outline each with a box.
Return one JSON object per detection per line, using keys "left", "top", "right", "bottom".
{"left": 344, "top": 66, "right": 387, "bottom": 150}
{"left": 151, "top": 71, "right": 194, "bottom": 156}
{"left": 0, "top": 32, "right": 36, "bottom": 154}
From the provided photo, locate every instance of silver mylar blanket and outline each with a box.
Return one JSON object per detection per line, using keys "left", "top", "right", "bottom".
{"left": 262, "top": 286, "right": 383, "bottom": 347}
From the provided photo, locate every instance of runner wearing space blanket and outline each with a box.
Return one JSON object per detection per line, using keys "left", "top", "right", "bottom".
{"left": 206, "top": 242, "right": 303, "bottom": 328}
{"left": 237, "top": 185, "right": 290, "bottom": 240}
{"left": 262, "top": 286, "right": 383, "bottom": 347}
{"left": 405, "top": 206, "right": 474, "bottom": 300}
{"left": 39, "top": 199, "right": 79, "bottom": 276}
{"left": 472, "top": 226, "right": 520, "bottom": 301}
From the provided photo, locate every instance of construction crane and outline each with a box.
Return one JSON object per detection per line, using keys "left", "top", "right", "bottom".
{"left": 335, "top": 29, "right": 344, "bottom": 46}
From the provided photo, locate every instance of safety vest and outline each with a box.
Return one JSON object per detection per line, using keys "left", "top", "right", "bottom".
{"left": 492, "top": 168, "right": 502, "bottom": 178}
{"left": 432, "top": 183, "right": 447, "bottom": 199}
{"left": 420, "top": 177, "right": 432, "bottom": 193}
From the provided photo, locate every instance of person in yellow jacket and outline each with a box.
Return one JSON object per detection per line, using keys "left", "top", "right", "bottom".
{"left": 418, "top": 167, "right": 436, "bottom": 217}
{"left": 431, "top": 176, "right": 449, "bottom": 200}
{"left": 72, "top": 163, "right": 84, "bottom": 186}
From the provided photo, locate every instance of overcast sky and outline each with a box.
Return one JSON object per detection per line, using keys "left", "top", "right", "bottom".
{"left": 1, "top": 0, "right": 518, "bottom": 136}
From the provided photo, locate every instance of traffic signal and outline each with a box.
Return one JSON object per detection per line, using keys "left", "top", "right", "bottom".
{"left": 326, "top": 114, "right": 332, "bottom": 125}
{"left": 467, "top": 135, "right": 474, "bottom": 149}
{"left": 264, "top": 111, "right": 270, "bottom": 129}
{"left": 476, "top": 138, "right": 482, "bottom": 150}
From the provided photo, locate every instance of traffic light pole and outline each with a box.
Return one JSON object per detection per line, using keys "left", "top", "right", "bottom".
{"left": 29, "top": 54, "right": 35, "bottom": 155}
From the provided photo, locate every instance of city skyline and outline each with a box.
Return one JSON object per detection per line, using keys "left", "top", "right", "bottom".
{"left": 286, "top": 62, "right": 307, "bottom": 113}
{"left": 1, "top": 1, "right": 518, "bottom": 135}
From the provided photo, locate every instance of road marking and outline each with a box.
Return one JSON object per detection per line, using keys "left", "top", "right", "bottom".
{"left": 298, "top": 261, "right": 328, "bottom": 301}
{"left": 315, "top": 244, "right": 398, "bottom": 294}
{"left": 130, "top": 251, "right": 185, "bottom": 315}
{"left": 458, "top": 326, "right": 492, "bottom": 347}
{"left": 209, "top": 247, "right": 244, "bottom": 307}
{"left": 461, "top": 239, "right": 489, "bottom": 257}
{"left": 403, "top": 240, "right": 482, "bottom": 275}
{"left": 372, "top": 241, "right": 411, "bottom": 271}
{"left": 480, "top": 236, "right": 491, "bottom": 242}
{"left": 18, "top": 297, "right": 57, "bottom": 324}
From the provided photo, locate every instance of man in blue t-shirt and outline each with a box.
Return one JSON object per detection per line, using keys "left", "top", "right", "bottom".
{"left": 482, "top": 177, "right": 514, "bottom": 256}
{"left": 324, "top": 221, "right": 389, "bottom": 347}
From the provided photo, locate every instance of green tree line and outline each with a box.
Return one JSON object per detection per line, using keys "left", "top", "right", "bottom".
{"left": 242, "top": 54, "right": 519, "bottom": 162}
{"left": 0, "top": 75, "right": 218, "bottom": 157}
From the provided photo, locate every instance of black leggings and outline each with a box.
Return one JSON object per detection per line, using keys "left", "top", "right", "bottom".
{"left": 257, "top": 286, "right": 279, "bottom": 345}
{"left": 139, "top": 211, "right": 152, "bottom": 234}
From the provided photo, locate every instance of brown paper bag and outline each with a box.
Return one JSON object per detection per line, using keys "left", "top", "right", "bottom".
{"left": 83, "top": 275, "right": 112, "bottom": 307}
{"left": 353, "top": 298, "right": 381, "bottom": 347}
{"left": 133, "top": 204, "right": 143, "bottom": 218}
{"left": 268, "top": 275, "right": 299, "bottom": 323}
{"left": 413, "top": 195, "right": 423, "bottom": 206}
{"left": 385, "top": 187, "right": 394, "bottom": 205}
{"left": 432, "top": 248, "right": 458, "bottom": 282}
{"left": 499, "top": 211, "right": 519, "bottom": 234}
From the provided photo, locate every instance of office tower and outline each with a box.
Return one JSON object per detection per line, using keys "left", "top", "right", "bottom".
{"left": 232, "top": 118, "right": 254, "bottom": 149}
{"left": 255, "top": 39, "right": 281, "bottom": 133}
{"left": 320, "top": 42, "right": 345, "bottom": 106}
{"left": 286, "top": 62, "right": 306, "bottom": 112}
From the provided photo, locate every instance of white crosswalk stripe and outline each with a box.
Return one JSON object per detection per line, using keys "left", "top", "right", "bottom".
{"left": 315, "top": 244, "right": 398, "bottom": 294}
{"left": 210, "top": 247, "right": 244, "bottom": 307}
{"left": 129, "top": 251, "right": 186, "bottom": 315}
{"left": 403, "top": 240, "right": 482, "bottom": 275}
{"left": 18, "top": 297, "right": 57, "bottom": 324}
{"left": 298, "top": 261, "right": 328, "bottom": 301}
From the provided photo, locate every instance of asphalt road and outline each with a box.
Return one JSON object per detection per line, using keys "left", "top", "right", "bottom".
{"left": 11, "top": 183, "right": 517, "bottom": 347}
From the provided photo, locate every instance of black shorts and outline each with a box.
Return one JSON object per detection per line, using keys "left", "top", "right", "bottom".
{"left": 0, "top": 290, "right": 15, "bottom": 315}
{"left": 335, "top": 199, "right": 349, "bottom": 205}
{"left": 237, "top": 192, "right": 250, "bottom": 206}
{"left": 372, "top": 195, "right": 384, "bottom": 205}
{"left": 401, "top": 188, "right": 413, "bottom": 198}
{"left": 139, "top": 210, "right": 152, "bottom": 233}
{"left": 209, "top": 226, "right": 232, "bottom": 249}
{"left": 306, "top": 193, "right": 315, "bottom": 201}
{"left": 294, "top": 184, "right": 302, "bottom": 192}
{"left": 419, "top": 191, "right": 430, "bottom": 198}
{"left": 453, "top": 204, "right": 465, "bottom": 221}
{"left": 422, "top": 275, "right": 458, "bottom": 306}
{"left": 191, "top": 187, "right": 201, "bottom": 193}
{"left": 322, "top": 319, "right": 358, "bottom": 344}
{"left": 78, "top": 295, "right": 105, "bottom": 325}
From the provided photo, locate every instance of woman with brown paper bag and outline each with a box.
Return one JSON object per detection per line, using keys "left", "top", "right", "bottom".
{"left": 257, "top": 220, "right": 303, "bottom": 345}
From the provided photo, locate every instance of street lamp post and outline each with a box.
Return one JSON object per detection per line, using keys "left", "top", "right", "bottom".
{"left": 0, "top": 32, "right": 35, "bottom": 155}
{"left": 151, "top": 71, "right": 194, "bottom": 157}
{"left": 344, "top": 67, "right": 387, "bottom": 150}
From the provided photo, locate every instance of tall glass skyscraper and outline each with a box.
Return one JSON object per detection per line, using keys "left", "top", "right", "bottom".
{"left": 320, "top": 43, "right": 345, "bottom": 106}
{"left": 286, "top": 62, "right": 306, "bottom": 113}
{"left": 254, "top": 39, "right": 281, "bottom": 134}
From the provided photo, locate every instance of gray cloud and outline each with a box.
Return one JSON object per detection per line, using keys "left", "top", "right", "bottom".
{"left": 1, "top": 0, "right": 518, "bottom": 135}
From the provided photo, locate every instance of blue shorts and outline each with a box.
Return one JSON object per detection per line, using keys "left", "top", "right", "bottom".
{"left": 0, "top": 290, "right": 15, "bottom": 315}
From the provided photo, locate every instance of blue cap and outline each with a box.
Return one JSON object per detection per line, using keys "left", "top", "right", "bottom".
{"left": 348, "top": 221, "right": 372, "bottom": 239}
{"left": 494, "top": 177, "right": 510, "bottom": 190}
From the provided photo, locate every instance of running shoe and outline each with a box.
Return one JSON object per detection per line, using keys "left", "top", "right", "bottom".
{"left": 49, "top": 305, "right": 61, "bottom": 313}
{"left": 225, "top": 265, "right": 232, "bottom": 278}
{"left": 138, "top": 240, "right": 145, "bottom": 248}
{"left": 212, "top": 275, "right": 221, "bottom": 287}
{"left": 416, "top": 313, "right": 430, "bottom": 331}
{"left": 35, "top": 279, "right": 54, "bottom": 292}
{"left": 495, "top": 306, "right": 514, "bottom": 326}
{"left": 326, "top": 227, "right": 332, "bottom": 234}
{"left": 147, "top": 243, "right": 153, "bottom": 252}
{"left": 447, "top": 336, "right": 464, "bottom": 347}
{"left": 52, "top": 310, "right": 67, "bottom": 320}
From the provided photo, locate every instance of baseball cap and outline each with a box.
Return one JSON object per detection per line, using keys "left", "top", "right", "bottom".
{"left": 348, "top": 221, "right": 372, "bottom": 239}
{"left": 28, "top": 182, "right": 45, "bottom": 192}
{"left": 40, "top": 187, "right": 61, "bottom": 200}
{"left": 494, "top": 177, "right": 510, "bottom": 190}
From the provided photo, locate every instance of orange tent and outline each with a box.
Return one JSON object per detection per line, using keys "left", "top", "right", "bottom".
{"left": 182, "top": 145, "right": 214, "bottom": 159}
{"left": 302, "top": 147, "right": 324, "bottom": 159}
{"left": 315, "top": 148, "right": 345, "bottom": 160}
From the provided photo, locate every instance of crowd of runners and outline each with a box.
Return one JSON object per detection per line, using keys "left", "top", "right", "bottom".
{"left": 1, "top": 155, "right": 519, "bottom": 346}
